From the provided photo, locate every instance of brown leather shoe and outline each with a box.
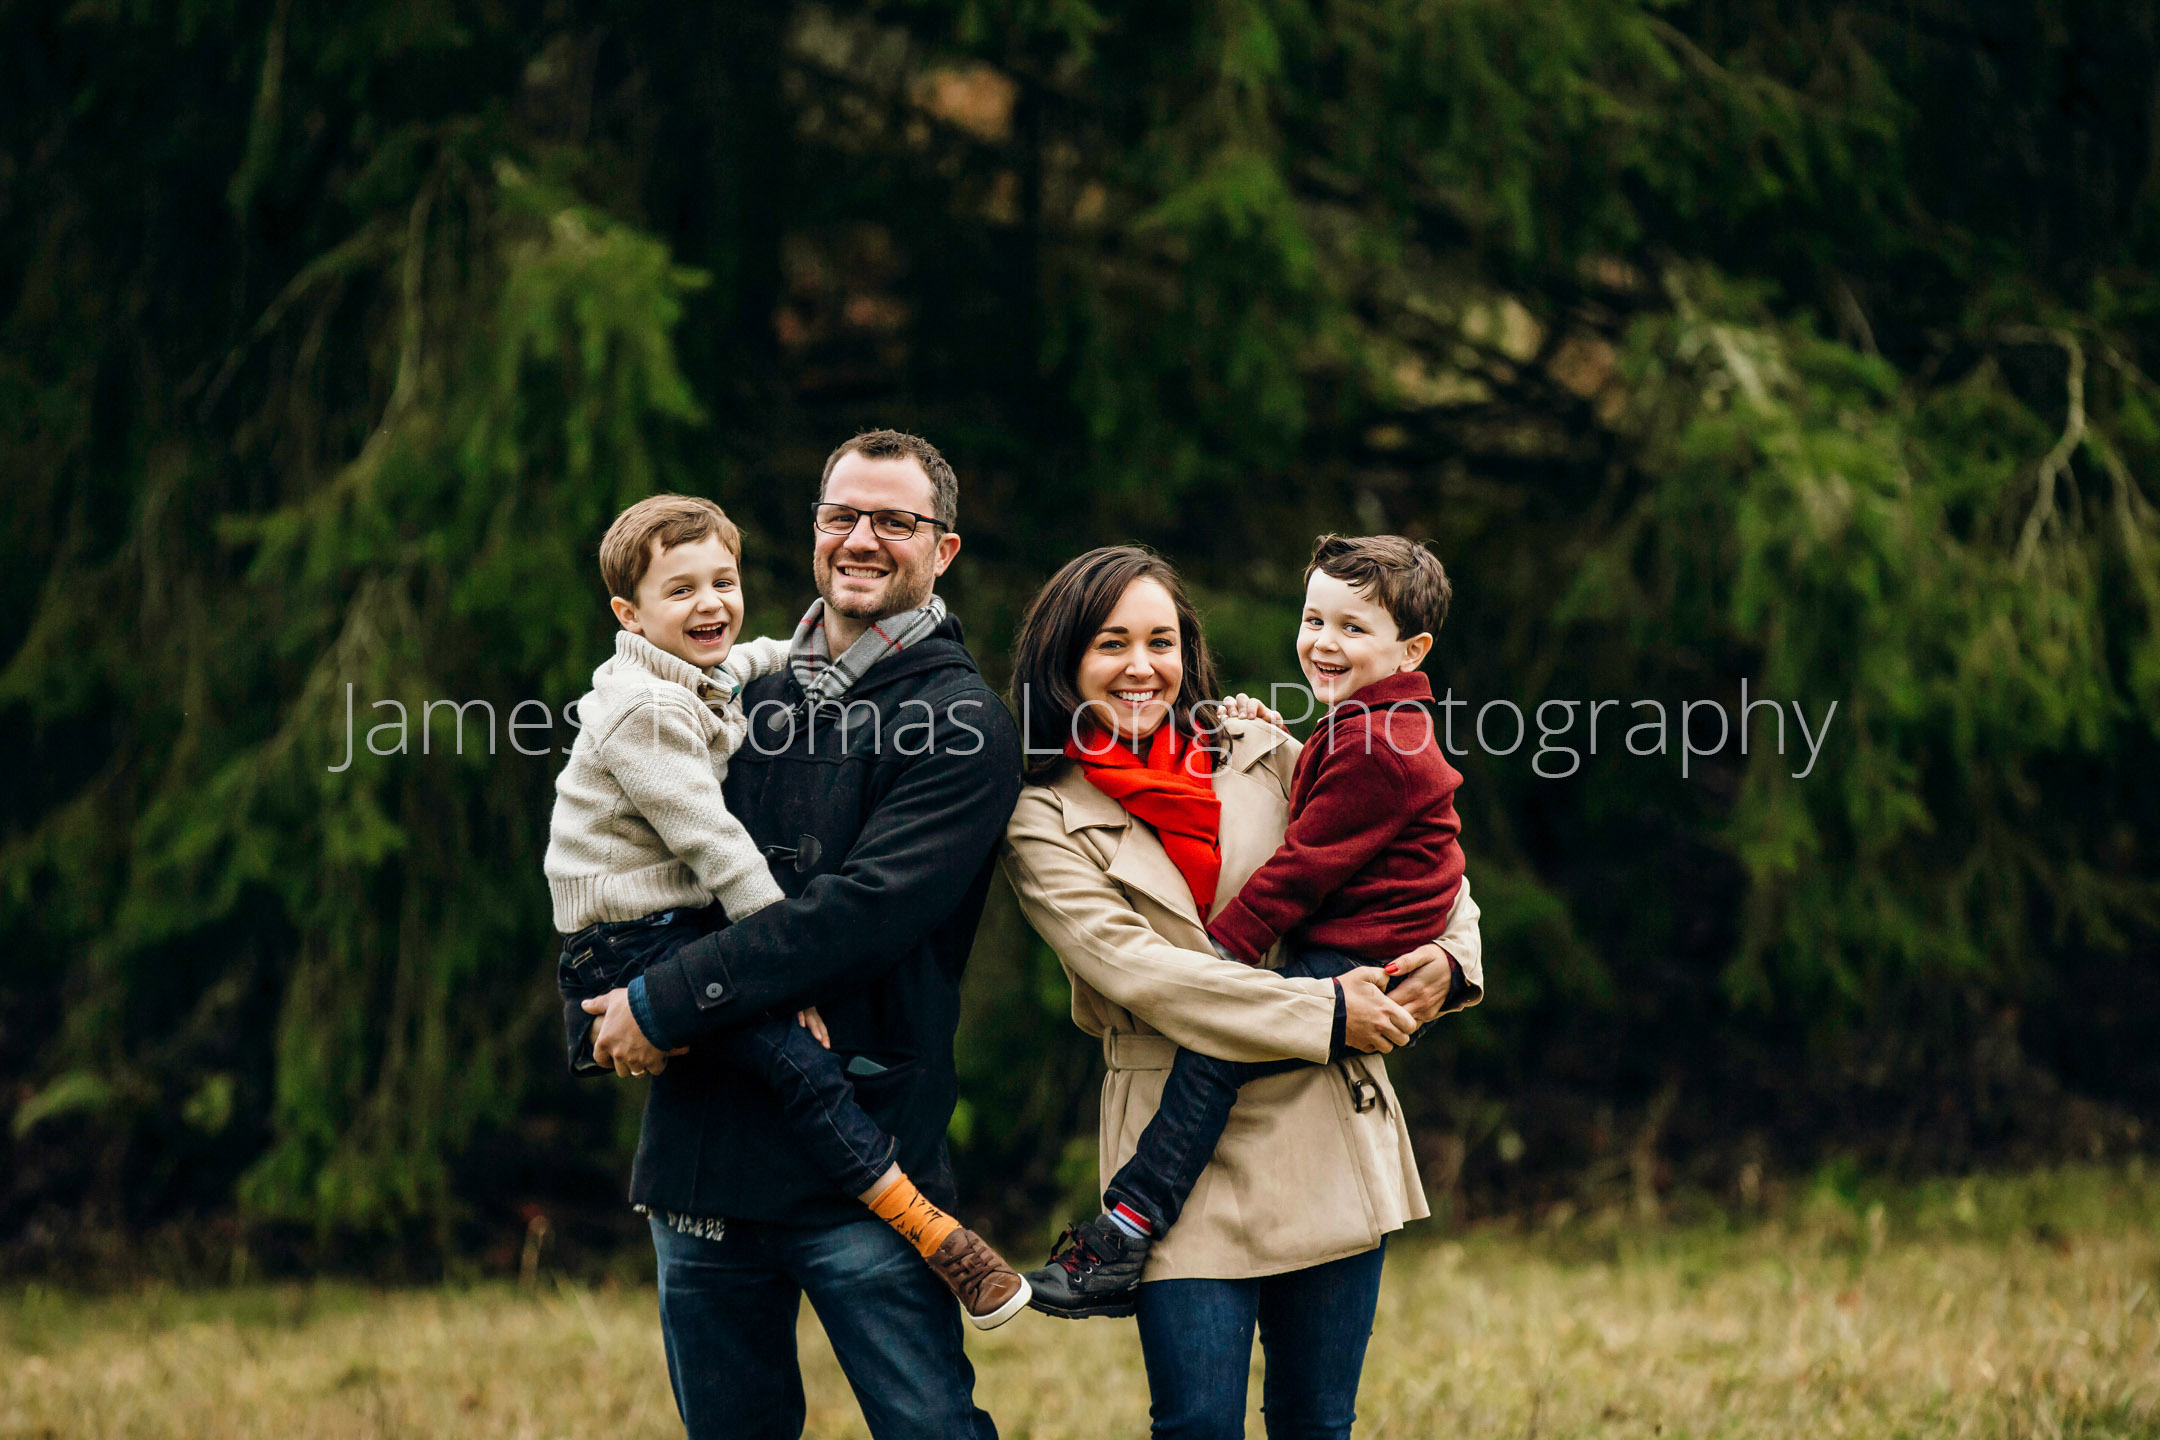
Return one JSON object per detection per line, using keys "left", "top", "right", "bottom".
{"left": 925, "top": 1227, "right": 1031, "bottom": 1330}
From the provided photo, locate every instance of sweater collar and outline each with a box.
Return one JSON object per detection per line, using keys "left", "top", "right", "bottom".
{"left": 610, "top": 629, "right": 736, "bottom": 702}
{"left": 1325, "top": 669, "right": 1431, "bottom": 716}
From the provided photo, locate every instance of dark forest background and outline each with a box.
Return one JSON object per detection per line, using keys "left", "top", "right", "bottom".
{"left": 4, "top": 0, "right": 2158, "bottom": 1277}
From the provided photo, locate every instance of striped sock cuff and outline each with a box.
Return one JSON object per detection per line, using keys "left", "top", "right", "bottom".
{"left": 1108, "top": 1201, "right": 1154, "bottom": 1239}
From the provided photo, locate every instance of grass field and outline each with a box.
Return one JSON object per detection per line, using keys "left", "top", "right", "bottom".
{"left": 4, "top": 1166, "right": 2157, "bottom": 1439}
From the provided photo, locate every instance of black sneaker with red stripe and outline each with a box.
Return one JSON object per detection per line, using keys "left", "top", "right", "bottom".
{"left": 1024, "top": 1214, "right": 1152, "bottom": 1319}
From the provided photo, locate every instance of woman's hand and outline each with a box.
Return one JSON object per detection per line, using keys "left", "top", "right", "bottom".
{"left": 797, "top": 1006, "right": 831, "bottom": 1049}
{"left": 1339, "top": 968, "right": 1418, "bottom": 1053}
{"left": 1382, "top": 943, "right": 1459, "bottom": 1026}
{"left": 1216, "top": 693, "right": 1288, "bottom": 728}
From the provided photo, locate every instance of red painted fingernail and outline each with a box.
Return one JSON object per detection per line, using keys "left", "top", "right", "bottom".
{"left": 1384, "top": 963, "right": 1398, "bottom": 974}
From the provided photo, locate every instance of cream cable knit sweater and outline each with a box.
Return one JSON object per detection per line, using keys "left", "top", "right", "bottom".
{"left": 544, "top": 629, "right": 790, "bottom": 934}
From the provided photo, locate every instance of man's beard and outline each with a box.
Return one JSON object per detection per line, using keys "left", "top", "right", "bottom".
{"left": 815, "top": 548, "right": 936, "bottom": 620}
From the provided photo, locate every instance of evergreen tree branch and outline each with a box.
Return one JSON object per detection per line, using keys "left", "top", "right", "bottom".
{"left": 2000, "top": 325, "right": 2086, "bottom": 570}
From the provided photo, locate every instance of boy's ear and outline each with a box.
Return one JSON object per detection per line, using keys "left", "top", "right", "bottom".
{"left": 1397, "top": 632, "right": 1433, "bottom": 671}
{"left": 610, "top": 595, "right": 644, "bottom": 634}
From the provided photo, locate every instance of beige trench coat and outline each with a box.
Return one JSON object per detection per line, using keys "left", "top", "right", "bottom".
{"left": 1000, "top": 717, "right": 1485, "bottom": 1281}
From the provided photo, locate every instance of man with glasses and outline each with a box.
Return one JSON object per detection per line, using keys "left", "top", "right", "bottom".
{"left": 584, "top": 430, "right": 1021, "bottom": 1439}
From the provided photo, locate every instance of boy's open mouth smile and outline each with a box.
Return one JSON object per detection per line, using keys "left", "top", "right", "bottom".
{"left": 686, "top": 622, "right": 729, "bottom": 647}
{"left": 1312, "top": 662, "right": 1349, "bottom": 679}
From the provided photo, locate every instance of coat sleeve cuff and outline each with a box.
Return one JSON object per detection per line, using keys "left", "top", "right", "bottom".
{"left": 627, "top": 974, "right": 673, "bottom": 1052}
{"left": 1205, "top": 904, "right": 1268, "bottom": 964}
{"left": 638, "top": 930, "right": 738, "bottom": 1045}
{"left": 1434, "top": 945, "right": 1481, "bottom": 1015}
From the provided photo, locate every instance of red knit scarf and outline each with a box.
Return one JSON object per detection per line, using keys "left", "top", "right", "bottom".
{"left": 1066, "top": 723, "right": 1223, "bottom": 918}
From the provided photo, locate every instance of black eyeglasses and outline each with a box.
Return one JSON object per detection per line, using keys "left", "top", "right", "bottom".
{"left": 812, "top": 503, "right": 952, "bottom": 542}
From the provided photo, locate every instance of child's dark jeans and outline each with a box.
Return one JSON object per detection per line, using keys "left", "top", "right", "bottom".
{"left": 558, "top": 906, "right": 897, "bottom": 1198}
{"left": 1102, "top": 945, "right": 1391, "bottom": 1235}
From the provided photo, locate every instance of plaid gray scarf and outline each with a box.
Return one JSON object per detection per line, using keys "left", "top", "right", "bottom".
{"left": 787, "top": 593, "right": 948, "bottom": 708}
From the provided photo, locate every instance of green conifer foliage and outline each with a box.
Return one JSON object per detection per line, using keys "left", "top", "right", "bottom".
{"left": 3, "top": 0, "right": 2156, "bottom": 1257}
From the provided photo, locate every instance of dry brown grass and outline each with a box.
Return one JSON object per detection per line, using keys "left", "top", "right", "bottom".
{"left": 5, "top": 1166, "right": 2158, "bottom": 1438}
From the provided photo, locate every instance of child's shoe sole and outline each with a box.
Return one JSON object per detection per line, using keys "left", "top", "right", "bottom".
{"left": 1025, "top": 1291, "right": 1138, "bottom": 1320}
{"left": 966, "top": 1275, "right": 1033, "bottom": 1330}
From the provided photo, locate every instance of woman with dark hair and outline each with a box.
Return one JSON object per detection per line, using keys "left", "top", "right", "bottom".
{"left": 1000, "top": 545, "right": 1483, "bottom": 1439}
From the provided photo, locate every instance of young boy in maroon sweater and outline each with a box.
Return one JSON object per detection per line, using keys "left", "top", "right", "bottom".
{"left": 1207, "top": 538, "right": 1464, "bottom": 970}
{"left": 1027, "top": 533, "right": 1465, "bottom": 1319}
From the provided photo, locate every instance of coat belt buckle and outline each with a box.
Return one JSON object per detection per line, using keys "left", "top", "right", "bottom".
{"left": 1341, "top": 1062, "right": 1380, "bottom": 1114}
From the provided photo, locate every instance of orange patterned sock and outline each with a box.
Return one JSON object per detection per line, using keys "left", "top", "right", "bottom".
{"left": 864, "top": 1170, "right": 961, "bottom": 1258}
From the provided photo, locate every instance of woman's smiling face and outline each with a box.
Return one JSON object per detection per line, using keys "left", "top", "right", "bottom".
{"left": 1075, "top": 577, "right": 1184, "bottom": 746}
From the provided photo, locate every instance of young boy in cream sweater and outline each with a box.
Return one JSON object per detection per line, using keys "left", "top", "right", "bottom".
{"left": 544, "top": 493, "right": 1028, "bottom": 1329}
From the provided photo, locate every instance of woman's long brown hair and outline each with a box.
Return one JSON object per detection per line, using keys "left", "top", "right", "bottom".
{"left": 1008, "top": 546, "right": 1224, "bottom": 783}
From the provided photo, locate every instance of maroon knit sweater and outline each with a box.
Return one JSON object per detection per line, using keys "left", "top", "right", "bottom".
{"left": 1208, "top": 671, "right": 1465, "bottom": 964}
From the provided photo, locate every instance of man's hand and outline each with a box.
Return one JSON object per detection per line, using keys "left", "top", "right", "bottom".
{"left": 797, "top": 1006, "right": 831, "bottom": 1049}
{"left": 583, "top": 989, "right": 688, "bottom": 1078}
{"left": 1339, "top": 967, "right": 1417, "bottom": 1053}
{"left": 1382, "top": 943, "right": 1459, "bottom": 1027}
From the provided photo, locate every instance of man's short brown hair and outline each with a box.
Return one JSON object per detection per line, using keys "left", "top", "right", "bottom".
{"left": 599, "top": 494, "right": 742, "bottom": 601}
{"left": 1305, "top": 533, "right": 1452, "bottom": 640}
{"left": 820, "top": 429, "right": 959, "bottom": 527}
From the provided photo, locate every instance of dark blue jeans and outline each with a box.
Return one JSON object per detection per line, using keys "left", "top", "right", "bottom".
{"left": 1104, "top": 945, "right": 1370, "bottom": 1234}
{"left": 1136, "top": 1240, "right": 1386, "bottom": 1440}
{"left": 562, "top": 908, "right": 895, "bottom": 1197}
{"left": 651, "top": 1213, "right": 998, "bottom": 1440}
